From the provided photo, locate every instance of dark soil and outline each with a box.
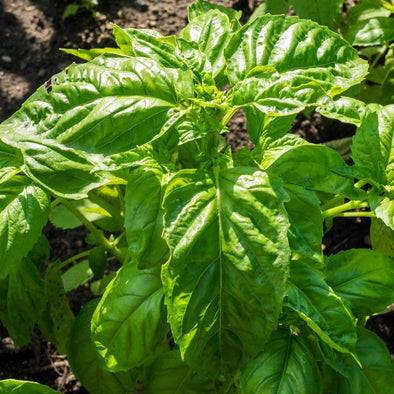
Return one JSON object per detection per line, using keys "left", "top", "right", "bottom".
{"left": 0, "top": 0, "right": 392, "bottom": 392}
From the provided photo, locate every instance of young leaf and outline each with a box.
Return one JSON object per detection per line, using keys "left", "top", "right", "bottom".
{"left": 351, "top": 104, "right": 394, "bottom": 186}
{"left": 0, "top": 176, "right": 50, "bottom": 279}
{"left": 68, "top": 299, "right": 139, "bottom": 394}
{"left": 286, "top": 259, "right": 357, "bottom": 355}
{"left": 62, "top": 260, "right": 94, "bottom": 292}
{"left": 240, "top": 328, "right": 322, "bottom": 394}
{"left": 91, "top": 264, "right": 168, "bottom": 371}
{"left": 326, "top": 249, "right": 394, "bottom": 317}
{"left": 162, "top": 167, "right": 290, "bottom": 374}
{"left": 124, "top": 167, "right": 169, "bottom": 269}
{"left": 225, "top": 14, "right": 368, "bottom": 94}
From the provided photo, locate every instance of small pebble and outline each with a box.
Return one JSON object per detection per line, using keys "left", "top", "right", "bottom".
{"left": 1, "top": 55, "right": 12, "bottom": 63}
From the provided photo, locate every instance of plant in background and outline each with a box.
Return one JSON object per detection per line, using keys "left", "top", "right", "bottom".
{"left": 62, "top": 0, "right": 100, "bottom": 19}
{"left": 0, "top": 0, "right": 393, "bottom": 392}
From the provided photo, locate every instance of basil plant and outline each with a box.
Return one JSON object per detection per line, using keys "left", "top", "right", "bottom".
{"left": 0, "top": 1, "right": 393, "bottom": 393}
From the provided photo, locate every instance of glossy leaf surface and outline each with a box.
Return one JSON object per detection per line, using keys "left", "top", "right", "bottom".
{"left": 162, "top": 167, "right": 290, "bottom": 372}
{"left": 326, "top": 249, "right": 394, "bottom": 316}
{"left": 240, "top": 328, "right": 321, "bottom": 394}
{"left": 68, "top": 299, "right": 139, "bottom": 394}
{"left": 286, "top": 260, "right": 357, "bottom": 355}
{"left": 0, "top": 380, "right": 59, "bottom": 393}
{"left": 0, "top": 176, "right": 50, "bottom": 279}
{"left": 91, "top": 264, "right": 167, "bottom": 371}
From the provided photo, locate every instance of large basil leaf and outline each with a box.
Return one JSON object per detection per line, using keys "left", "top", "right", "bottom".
{"left": 321, "top": 328, "right": 394, "bottom": 393}
{"left": 290, "top": 0, "right": 344, "bottom": 28}
{"left": 225, "top": 15, "right": 368, "bottom": 93}
{"left": 240, "top": 328, "right": 321, "bottom": 394}
{"left": 91, "top": 263, "right": 168, "bottom": 371}
{"left": 145, "top": 349, "right": 215, "bottom": 394}
{"left": 162, "top": 167, "right": 290, "bottom": 374}
{"left": 326, "top": 249, "right": 394, "bottom": 317}
{"left": 286, "top": 260, "right": 357, "bottom": 355}
{"left": 266, "top": 145, "right": 357, "bottom": 198}
{"left": 68, "top": 299, "right": 139, "bottom": 394}
{"left": 0, "top": 55, "right": 193, "bottom": 157}
{"left": 124, "top": 167, "right": 169, "bottom": 269}
{"left": 0, "top": 176, "right": 50, "bottom": 279}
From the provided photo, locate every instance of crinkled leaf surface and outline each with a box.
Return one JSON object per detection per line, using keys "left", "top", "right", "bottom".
{"left": 225, "top": 15, "right": 368, "bottom": 93}
{"left": 266, "top": 145, "right": 357, "bottom": 198}
{"left": 0, "top": 176, "right": 50, "bottom": 279}
{"left": 68, "top": 299, "right": 139, "bottom": 394}
{"left": 240, "top": 328, "right": 321, "bottom": 394}
{"left": 124, "top": 167, "right": 169, "bottom": 269}
{"left": 286, "top": 260, "right": 357, "bottom": 355}
{"left": 162, "top": 167, "right": 290, "bottom": 373}
{"left": 91, "top": 263, "right": 168, "bottom": 371}
{"left": 326, "top": 249, "right": 394, "bottom": 316}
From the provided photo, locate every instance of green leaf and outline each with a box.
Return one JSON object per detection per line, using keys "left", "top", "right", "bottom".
{"left": 3, "top": 260, "right": 47, "bottom": 347}
{"left": 145, "top": 349, "right": 215, "bottom": 394}
{"left": 0, "top": 379, "right": 59, "bottom": 393}
{"left": 351, "top": 105, "right": 394, "bottom": 186}
{"left": 91, "top": 264, "right": 168, "bottom": 371}
{"left": 286, "top": 259, "right": 357, "bottom": 355}
{"left": 112, "top": 25, "right": 182, "bottom": 68}
{"left": 266, "top": 145, "right": 357, "bottom": 197}
{"left": 322, "top": 328, "right": 394, "bottom": 393}
{"left": 62, "top": 260, "right": 94, "bottom": 292}
{"left": 344, "top": 17, "right": 394, "bottom": 46}
{"left": 89, "top": 246, "right": 107, "bottom": 278}
{"left": 124, "top": 167, "right": 169, "bottom": 269}
{"left": 240, "top": 328, "right": 321, "bottom": 394}
{"left": 317, "top": 97, "right": 367, "bottom": 126}
{"left": 62, "top": 47, "right": 125, "bottom": 61}
{"left": 0, "top": 55, "right": 193, "bottom": 158}
{"left": 283, "top": 184, "right": 324, "bottom": 264}
{"left": 188, "top": 0, "right": 241, "bottom": 23}
{"left": 382, "top": 67, "right": 394, "bottom": 105}
{"left": 290, "top": 0, "right": 344, "bottom": 28}
{"left": 250, "top": 0, "right": 290, "bottom": 21}
{"left": 162, "top": 167, "right": 290, "bottom": 373}
{"left": 45, "top": 260, "right": 75, "bottom": 354}
{"left": 179, "top": 9, "right": 236, "bottom": 84}
{"left": 0, "top": 176, "right": 50, "bottom": 279}
{"left": 346, "top": 0, "right": 392, "bottom": 25}
{"left": 326, "top": 249, "right": 394, "bottom": 316}
{"left": 369, "top": 191, "right": 394, "bottom": 230}
{"left": 225, "top": 15, "right": 368, "bottom": 94}
{"left": 370, "top": 217, "right": 394, "bottom": 257}
{"left": 68, "top": 299, "right": 139, "bottom": 394}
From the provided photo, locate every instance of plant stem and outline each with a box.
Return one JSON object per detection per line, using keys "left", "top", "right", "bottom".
{"left": 87, "top": 191, "right": 124, "bottom": 227}
{"left": 60, "top": 198, "right": 124, "bottom": 262}
{"left": 220, "top": 108, "right": 237, "bottom": 127}
{"left": 370, "top": 44, "right": 388, "bottom": 69}
{"left": 322, "top": 200, "right": 369, "bottom": 219}
{"left": 57, "top": 250, "right": 92, "bottom": 271}
{"left": 335, "top": 211, "right": 376, "bottom": 218}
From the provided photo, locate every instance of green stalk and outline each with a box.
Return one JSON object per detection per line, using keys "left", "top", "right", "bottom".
{"left": 60, "top": 198, "right": 124, "bottom": 262}
{"left": 335, "top": 211, "right": 376, "bottom": 218}
{"left": 57, "top": 250, "right": 92, "bottom": 271}
{"left": 322, "top": 200, "right": 369, "bottom": 219}
{"left": 87, "top": 191, "right": 124, "bottom": 227}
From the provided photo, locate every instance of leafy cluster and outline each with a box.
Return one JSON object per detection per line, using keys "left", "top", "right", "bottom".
{"left": 0, "top": 0, "right": 394, "bottom": 392}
